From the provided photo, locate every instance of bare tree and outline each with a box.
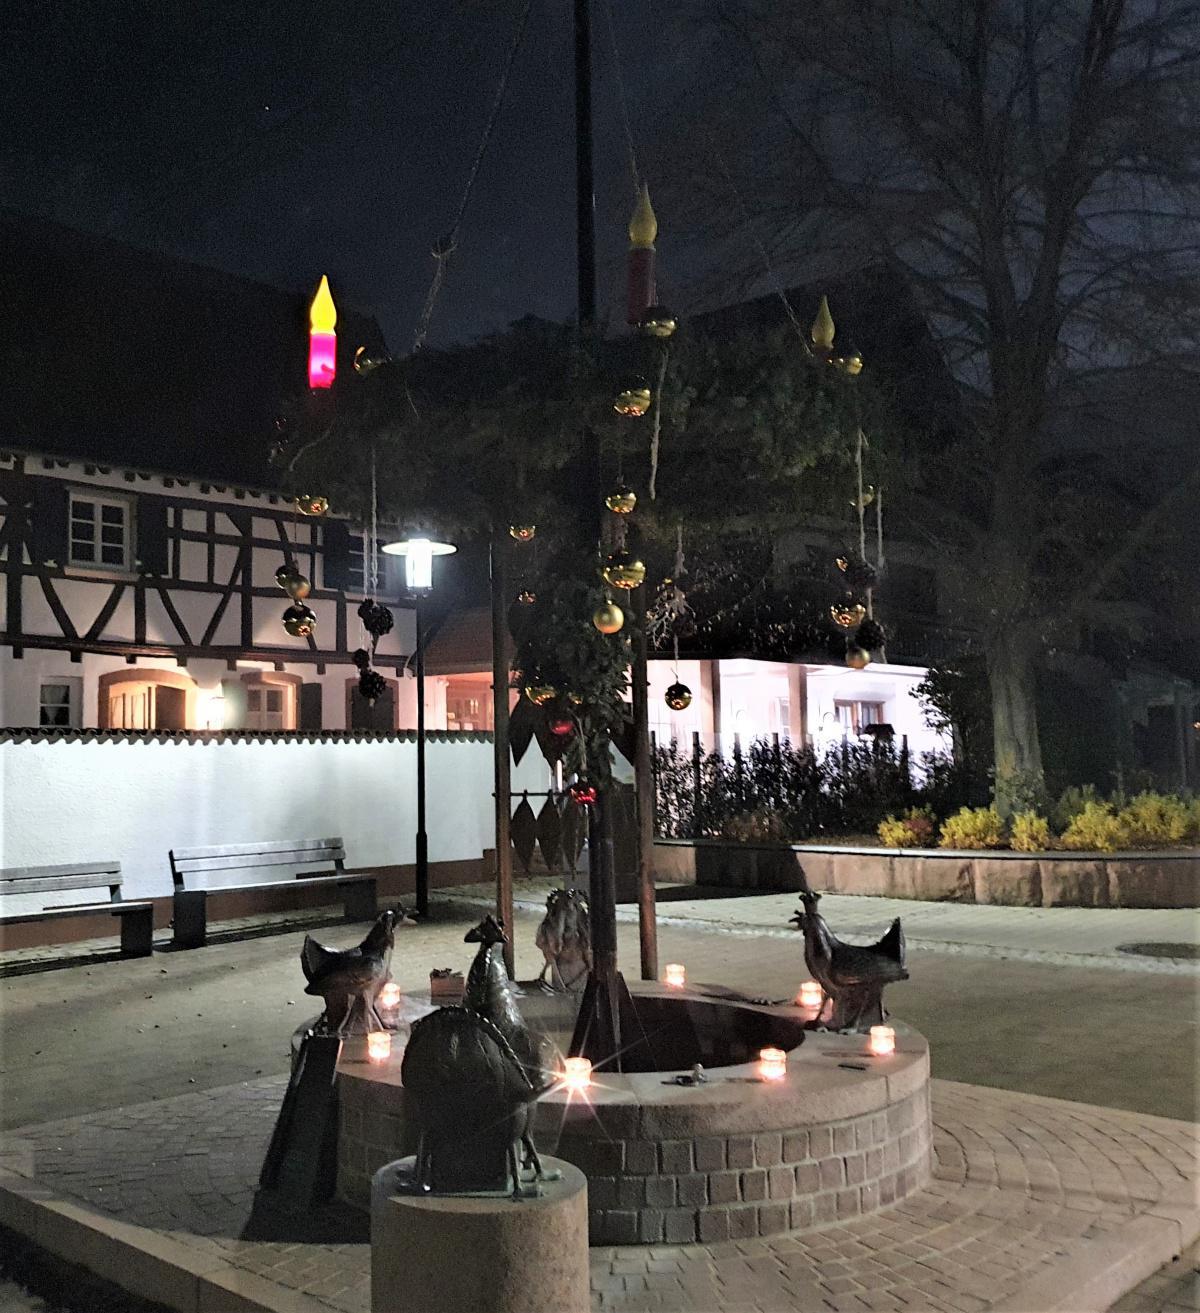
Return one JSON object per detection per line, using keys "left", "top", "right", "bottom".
{"left": 664, "top": 0, "right": 1200, "bottom": 810}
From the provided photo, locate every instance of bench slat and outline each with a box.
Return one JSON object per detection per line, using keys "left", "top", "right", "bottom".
{"left": 170, "top": 839, "right": 344, "bottom": 862}
{"left": 0, "top": 902, "right": 152, "bottom": 926}
{"left": 177, "top": 874, "right": 373, "bottom": 894}
{"left": 171, "top": 851, "right": 345, "bottom": 877}
{"left": 0, "top": 862, "right": 120, "bottom": 882}
{"left": 0, "top": 873, "right": 122, "bottom": 897}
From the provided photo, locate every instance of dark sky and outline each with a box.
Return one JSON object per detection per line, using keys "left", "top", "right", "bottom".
{"left": 2, "top": 0, "right": 693, "bottom": 350}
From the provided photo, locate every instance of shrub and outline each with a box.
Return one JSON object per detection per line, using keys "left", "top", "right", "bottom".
{"left": 722, "top": 808, "right": 790, "bottom": 843}
{"left": 878, "top": 807, "right": 936, "bottom": 848}
{"left": 1051, "top": 784, "right": 1099, "bottom": 834}
{"left": 938, "top": 806, "right": 1004, "bottom": 849}
{"left": 1060, "top": 800, "right": 1124, "bottom": 852}
{"left": 1010, "top": 811, "right": 1052, "bottom": 853}
{"left": 1187, "top": 798, "right": 1200, "bottom": 844}
{"left": 1115, "top": 792, "right": 1189, "bottom": 848}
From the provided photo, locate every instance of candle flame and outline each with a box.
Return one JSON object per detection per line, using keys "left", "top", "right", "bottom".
{"left": 310, "top": 274, "right": 337, "bottom": 332}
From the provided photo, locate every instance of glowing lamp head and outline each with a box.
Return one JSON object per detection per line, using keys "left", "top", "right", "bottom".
{"left": 797, "top": 980, "right": 823, "bottom": 1010}
{"left": 378, "top": 982, "right": 402, "bottom": 1010}
{"left": 367, "top": 1031, "right": 391, "bottom": 1063}
{"left": 759, "top": 1046, "right": 788, "bottom": 1082}
{"left": 381, "top": 537, "right": 456, "bottom": 592}
{"left": 868, "top": 1025, "right": 896, "bottom": 1057}
{"left": 562, "top": 1056, "right": 592, "bottom": 1092}
{"left": 308, "top": 275, "right": 338, "bottom": 390}
{"left": 664, "top": 963, "right": 686, "bottom": 989}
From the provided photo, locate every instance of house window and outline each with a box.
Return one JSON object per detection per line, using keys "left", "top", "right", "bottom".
{"left": 345, "top": 534, "right": 392, "bottom": 596}
{"left": 69, "top": 493, "right": 133, "bottom": 569}
{"left": 835, "top": 700, "right": 885, "bottom": 734}
{"left": 240, "top": 673, "right": 300, "bottom": 731}
{"left": 39, "top": 679, "right": 81, "bottom": 728}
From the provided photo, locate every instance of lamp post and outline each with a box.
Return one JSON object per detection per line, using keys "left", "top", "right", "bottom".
{"left": 381, "top": 536, "right": 457, "bottom": 918}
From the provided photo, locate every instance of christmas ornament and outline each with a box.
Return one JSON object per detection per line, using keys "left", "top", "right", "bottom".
{"left": 549, "top": 715, "right": 574, "bottom": 737}
{"left": 295, "top": 494, "right": 329, "bottom": 517}
{"left": 352, "top": 648, "right": 371, "bottom": 669}
{"left": 283, "top": 572, "right": 311, "bottom": 600}
{"left": 282, "top": 603, "right": 317, "bottom": 637}
{"left": 602, "top": 550, "right": 646, "bottom": 590}
{"left": 509, "top": 524, "right": 537, "bottom": 542}
{"left": 357, "top": 599, "right": 394, "bottom": 638}
{"left": 831, "top": 601, "right": 867, "bottom": 629}
{"left": 524, "top": 684, "right": 557, "bottom": 706}
{"left": 516, "top": 588, "right": 536, "bottom": 605}
{"left": 665, "top": 682, "right": 693, "bottom": 711}
{"left": 614, "top": 381, "right": 652, "bottom": 417}
{"left": 605, "top": 484, "right": 637, "bottom": 515}
{"left": 850, "top": 486, "right": 876, "bottom": 511}
{"left": 308, "top": 275, "right": 337, "bottom": 389}
{"left": 638, "top": 305, "right": 677, "bottom": 338}
{"left": 811, "top": 295, "right": 836, "bottom": 352}
{"left": 275, "top": 562, "right": 299, "bottom": 591}
{"left": 353, "top": 346, "right": 389, "bottom": 376}
{"left": 592, "top": 600, "right": 625, "bottom": 634}
{"left": 836, "top": 350, "right": 863, "bottom": 377}
{"left": 568, "top": 780, "right": 598, "bottom": 806}
{"left": 835, "top": 556, "right": 849, "bottom": 573}
{"left": 566, "top": 691, "right": 584, "bottom": 706}
{"left": 358, "top": 669, "right": 388, "bottom": 704}
{"left": 856, "top": 618, "right": 886, "bottom": 651}
{"left": 845, "top": 645, "right": 871, "bottom": 670}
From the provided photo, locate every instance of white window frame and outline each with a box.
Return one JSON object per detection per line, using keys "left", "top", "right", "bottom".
{"left": 68, "top": 491, "right": 134, "bottom": 571}
{"left": 834, "top": 699, "right": 885, "bottom": 734}
{"left": 39, "top": 677, "right": 82, "bottom": 729}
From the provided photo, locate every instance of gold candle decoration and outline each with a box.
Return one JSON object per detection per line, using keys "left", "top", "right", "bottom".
{"left": 562, "top": 1056, "right": 593, "bottom": 1092}
{"left": 868, "top": 1025, "right": 896, "bottom": 1056}
{"left": 797, "top": 980, "right": 823, "bottom": 1010}
{"left": 664, "top": 962, "right": 686, "bottom": 988}
{"left": 367, "top": 1031, "right": 392, "bottom": 1063}
{"left": 759, "top": 1047, "right": 788, "bottom": 1082}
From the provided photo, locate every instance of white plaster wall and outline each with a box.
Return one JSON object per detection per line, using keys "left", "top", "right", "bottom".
{"left": 804, "top": 662, "right": 950, "bottom": 761}
{"left": 0, "top": 735, "right": 547, "bottom": 903}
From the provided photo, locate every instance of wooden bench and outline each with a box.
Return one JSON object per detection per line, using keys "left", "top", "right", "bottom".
{"left": 169, "top": 838, "right": 377, "bottom": 949}
{"left": 0, "top": 862, "right": 154, "bottom": 957}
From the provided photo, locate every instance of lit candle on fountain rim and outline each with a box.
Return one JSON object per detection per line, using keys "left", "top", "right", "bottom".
{"left": 868, "top": 1025, "right": 896, "bottom": 1057}
{"left": 758, "top": 1047, "right": 788, "bottom": 1082}
{"left": 562, "top": 1057, "right": 592, "bottom": 1092}
{"left": 378, "top": 980, "right": 401, "bottom": 1021}
{"left": 367, "top": 1031, "right": 392, "bottom": 1063}
{"left": 663, "top": 963, "right": 686, "bottom": 989}
{"left": 796, "top": 980, "right": 823, "bottom": 1010}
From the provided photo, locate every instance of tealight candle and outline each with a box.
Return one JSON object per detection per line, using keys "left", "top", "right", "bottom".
{"left": 664, "top": 963, "right": 686, "bottom": 988}
{"left": 797, "top": 980, "right": 823, "bottom": 1010}
{"left": 868, "top": 1025, "right": 896, "bottom": 1057}
{"left": 367, "top": 1031, "right": 392, "bottom": 1063}
{"left": 562, "top": 1057, "right": 592, "bottom": 1092}
{"left": 378, "top": 982, "right": 402, "bottom": 1011}
{"left": 759, "top": 1046, "right": 788, "bottom": 1082}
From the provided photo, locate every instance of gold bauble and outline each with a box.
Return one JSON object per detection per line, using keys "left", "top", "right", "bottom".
{"left": 850, "top": 486, "right": 876, "bottom": 510}
{"left": 638, "top": 306, "right": 677, "bottom": 339}
{"left": 831, "top": 602, "right": 867, "bottom": 629}
{"left": 835, "top": 556, "right": 850, "bottom": 573}
{"left": 524, "top": 684, "right": 557, "bottom": 706}
{"left": 605, "top": 484, "right": 637, "bottom": 515}
{"left": 614, "top": 384, "right": 652, "bottom": 417}
{"left": 838, "top": 351, "right": 863, "bottom": 377}
{"left": 275, "top": 563, "right": 299, "bottom": 591}
{"left": 516, "top": 588, "right": 536, "bottom": 605}
{"left": 602, "top": 551, "right": 646, "bottom": 590}
{"left": 295, "top": 494, "right": 329, "bottom": 517}
{"left": 845, "top": 645, "right": 871, "bottom": 670}
{"left": 509, "top": 524, "right": 537, "bottom": 542}
{"left": 592, "top": 601, "right": 625, "bottom": 635}
{"left": 665, "top": 682, "right": 693, "bottom": 711}
{"left": 284, "top": 573, "right": 312, "bottom": 600}
{"left": 282, "top": 603, "right": 317, "bottom": 637}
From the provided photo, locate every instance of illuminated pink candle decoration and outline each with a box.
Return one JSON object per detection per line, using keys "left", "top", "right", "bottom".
{"left": 664, "top": 963, "right": 686, "bottom": 988}
{"left": 868, "top": 1025, "right": 896, "bottom": 1056}
{"left": 758, "top": 1047, "right": 787, "bottom": 1081}
{"left": 367, "top": 1030, "right": 391, "bottom": 1063}
{"left": 308, "top": 274, "right": 337, "bottom": 389}
{"left": 562, "top": 1057, "right": 592, "bottom": 1092}
{"left": 797, "top": 980, "right": 823, "bottom": 1010}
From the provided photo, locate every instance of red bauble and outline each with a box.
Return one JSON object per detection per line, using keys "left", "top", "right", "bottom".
{"left": 569, "top": 781, "right": 598, "bottom": 806}
{"left": 550, "top": 717, "right": 574, "bottom": 737}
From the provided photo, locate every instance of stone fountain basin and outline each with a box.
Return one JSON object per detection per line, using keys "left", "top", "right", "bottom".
{"left": 332, "top": 982, "right": 931, "bottom": 1245}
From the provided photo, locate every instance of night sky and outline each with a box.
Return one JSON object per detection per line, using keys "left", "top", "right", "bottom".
{"left": 2, "top": 0, "right": 703, "bottom": 350}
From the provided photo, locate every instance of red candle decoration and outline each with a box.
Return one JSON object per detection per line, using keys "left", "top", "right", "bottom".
{"left": 550, "top": 716, "right": 574, "bottom": 737}
{"left": 308, "top": 274, "right": 337, "bottom": 389}
{"left": 626, "top": 184, "right": 658, "bottom": 325}
{"left": 569, "top": 780, "right": 598, "bottom": 806}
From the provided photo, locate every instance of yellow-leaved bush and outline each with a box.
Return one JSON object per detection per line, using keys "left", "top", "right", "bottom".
{"left": 1059, "top": 800, "right": 1124, "bottom": 852}
{"left": 877, "top": 807, "right": 936, "bottom": 848}
{"left": 1010, "top": 811, "right": 1052, "bottom": 852}
{"left": 1114, "top": 792, "right": 1190, "bottom": 848}
{"left": 938, "top": 806, "right": 1004, "bottom": 850}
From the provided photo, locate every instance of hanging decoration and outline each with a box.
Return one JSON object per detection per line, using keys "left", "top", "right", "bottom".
{"left": 282, "top": 603, "right": 317, "bottom": 637}
{"left": 837, "top": 553, "right": 878, "bottom": 590}
{"left": 614, "top": 381, "right": 652, "bottom": 417}
{"left": 856, "top": 618, "right": 886, "bottom": 652}
{"left": 295, "top": 494, "right": 330, "bottom": 517}
{"left": 602, "top": 549, "right": 646, "bottom": 590}
{"left": 516, "top": 588, "right": 537, "bottom": 605}
{"left": 358, "top": 598, "right": 394, "bottom": 641}
{"left": 605, "top": 484, "right": 637, "bottom": 515}
{"left": 509, "top": 524, "right": 537, "bottom": 542}
{"left": 274, "top": 563, "right": 312, "bottom": 599}
{"left": 358, "top": 668, "right": 388, "bottom": 704}
{"left": 352, "top": 648, "right": 371, "bottom": 670}
{"left": 626, "top": 183, "right": 657, "bottom": 325}
{"left": 592, "top": 600, "right": 625, "bottom": 634}
{"left": 831, "top": 601, "right": 867, "bottom": 629}
{"left": 524, "top": 684, "right": 557, "bottom": 706}
{"left": 568, "top": 780, "right": 598, "bottom": 807}
{"left": 307, "top": 275, "right": 337, "bottom": 390}
{"left": 638, "top": 305, "right": 677, "bottom": 339}
{"left": 664, "top": 682, "right": 692, "bottom": 711}
{"left": 845, "top": 645, "right": 871, "bottom": 670}
{"left": 549, "top": 712, "right": 575, "bottom": 738}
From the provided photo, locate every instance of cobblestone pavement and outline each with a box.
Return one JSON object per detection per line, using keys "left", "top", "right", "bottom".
{"left": 0, "top": 1073, "right": 1196, "bottom": 1313}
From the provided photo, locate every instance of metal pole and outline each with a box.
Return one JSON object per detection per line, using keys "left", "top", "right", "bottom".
{"left": 415, "top": 595, "right": 429, "bottom": 918}
{"left": 490, "top": 529, "right": 515, "bottom": 976}
{"left": 632, "top": 585, "right": 658, "bottom": 980}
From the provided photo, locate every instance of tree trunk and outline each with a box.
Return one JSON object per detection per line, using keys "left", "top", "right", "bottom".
{"left": 987, "top": 638, "right": 1043, "bottom": 818}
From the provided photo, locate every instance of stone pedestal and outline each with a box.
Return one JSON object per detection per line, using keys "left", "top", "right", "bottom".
{"left": 371, "top": 1157, "right": 589, "bottom": 1313}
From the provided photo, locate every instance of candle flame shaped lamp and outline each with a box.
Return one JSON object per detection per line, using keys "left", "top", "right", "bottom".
{"left": 367, "top": 1031, "right": 391, "bottom": 1063}
{"left": 308, "top": 274, "right": 337, "bottom": 389}
{"left": 664, "top": 963, "right": 686, "bottom": 989}
{"left": 562, "top": 1057, "right": 592, "bottom": 1092}
{"left": 797, "top": 980, "right": 823, "bottom": 1010}
{"left": 759, "top": 1047, "right": 787, "bottom": 1082}
{"left": 868, "top": 1025, "right": 896, "bottom": 1057}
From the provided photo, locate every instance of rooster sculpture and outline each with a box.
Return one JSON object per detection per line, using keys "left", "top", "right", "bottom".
{"left": 300, "top": 908, "right": 400, "bottom": 1035}
{"left": 401, "top": 915, "right": 556, "bottom": 1197}
{"left": 790, "top": 889, "right": 907, "bottom": 1031}
{"left": 534, "top": 888, "right": 592, "bottom": 992}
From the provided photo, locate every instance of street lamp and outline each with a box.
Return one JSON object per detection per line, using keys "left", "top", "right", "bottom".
{"left": 381, "top": 537, "right": 457, "bottom": 918}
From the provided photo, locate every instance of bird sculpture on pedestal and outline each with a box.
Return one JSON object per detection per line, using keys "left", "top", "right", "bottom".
{"left": 790, "top": 889, "right": 907, "bottom": 1031}
{"left": 300, "top": 908, "right": 400, "bottom": 1035}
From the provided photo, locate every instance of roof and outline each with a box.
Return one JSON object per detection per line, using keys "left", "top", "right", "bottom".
{"left": 0, "top": 208, "right": 387, "bottom": 486}
{"left": 424, "top": 607, "right": 493, "bottom": 675}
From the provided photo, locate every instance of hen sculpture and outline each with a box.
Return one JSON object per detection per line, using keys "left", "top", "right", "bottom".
{"left": 790, "top": 889, "right": 907, "bottom": 1031}
{"left": 300, "top": 908, "right": 400, "bottom": 1035}
{"left": 534, "top": 888, "right": 592, "bottom": 992}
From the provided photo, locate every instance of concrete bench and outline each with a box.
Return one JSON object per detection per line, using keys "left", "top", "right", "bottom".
{"left": 169, "top": 837, "right": 377, "bottom": 949}
{"left": 0, "top": 861, "right": 154, "bottom": 957}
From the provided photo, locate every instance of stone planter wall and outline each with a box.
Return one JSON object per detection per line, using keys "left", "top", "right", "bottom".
{"left": 656, "top": 839, "right": 1200, "bottom": 908}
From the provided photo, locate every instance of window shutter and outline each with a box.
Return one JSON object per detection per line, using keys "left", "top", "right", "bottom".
{"left": 299, "top": 682, "right": 323, "bottom": 730}
{"left": 137, "top": 497, "right": 170, "bottom": 576}
{"left": 323, "top": 520, "right": 352, "bottom": 591}
{"left": 28, "top": 479, "right": 70, "bottom": 565}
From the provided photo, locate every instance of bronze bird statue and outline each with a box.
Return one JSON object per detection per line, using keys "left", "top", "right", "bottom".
{"left": 534, "top": 888, "right": 592, "bottom": 992}
{"left": 300, "top": 908, "right": 402, "bottom": 1034}
{"left": 790, "top": 889, "right": 907, "bottom": 1032}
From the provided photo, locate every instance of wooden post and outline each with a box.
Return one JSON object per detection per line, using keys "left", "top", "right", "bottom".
{"left": 631, "top": 585, "right": 657, "bottom": 981}
{"left": 490, "top": 529, "right": 515, "bottom": 977}
{"left": 692, "top": 730, "right": 702, "bottom": 839}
